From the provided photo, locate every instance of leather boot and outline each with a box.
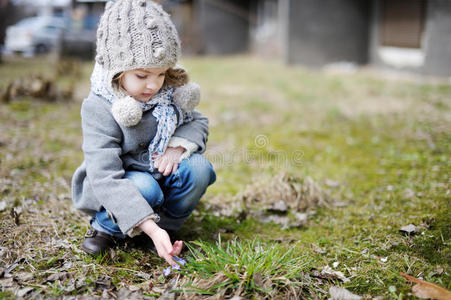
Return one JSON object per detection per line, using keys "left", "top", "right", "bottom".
{"left": 81, "top": 228, "right": 116, "bottom": 256}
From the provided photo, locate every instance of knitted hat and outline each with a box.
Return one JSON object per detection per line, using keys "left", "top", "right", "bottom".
{"left": 95, "top": 0, "right": 181, "bottom": 96}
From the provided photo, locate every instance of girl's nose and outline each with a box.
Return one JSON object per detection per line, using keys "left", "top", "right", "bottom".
{"left": 146, "top": 79, "right": 158, "bottom": 90}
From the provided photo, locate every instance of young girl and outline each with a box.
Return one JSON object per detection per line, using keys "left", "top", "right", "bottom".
{"left": 71, "top": 0, "right": 216, "bottom": 266}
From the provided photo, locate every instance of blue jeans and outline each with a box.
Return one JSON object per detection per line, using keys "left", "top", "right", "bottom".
{"left": 91, "top": 154, "right": 216, "bottom": 238}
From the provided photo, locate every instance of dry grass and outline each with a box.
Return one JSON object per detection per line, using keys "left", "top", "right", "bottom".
{"left": 239, "top": 172, "right": 332, "bottom": 211}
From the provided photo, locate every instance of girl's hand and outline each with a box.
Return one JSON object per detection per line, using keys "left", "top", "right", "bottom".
{"left": 138, "top": 219, "right": 183, "bottom": 266}
{"left": 154, "top": 146, "right": 185, "bottom": 176}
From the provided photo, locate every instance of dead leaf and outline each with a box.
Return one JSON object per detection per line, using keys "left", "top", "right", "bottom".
{"left": 45, "top": 272, "right": 73, "bottom": 283}
{"left": 94, "top": 275, "right": 113, "bottom": 290}
{"left": 3, "top": 257, "right": 24, "bottom": 278}
{"left": 253, "top": 272, "right": 264, "bottom": 288}
{"left": 294, "top": 212, "right": 308, "bottom": 225}
{"left": 117, "top": 288, "right": 144, "bottom": 300}
{"left": 65, "top": 277, "right": 87, "bottom": 293}
{"left": 321, "top": 266, "right": 350, "bottom": 283}
{"left": 400, "top": 272, "right": 451, "bottom": 300}
{"left": 257, "top": 214, "right": 290, "bottom": 228}
{"left": 311, "top": 244, "right": 327, "bottom": 254}
{"left": 254, "top": 210, "right": 308, "bottom": 229}
{"left": 101, "top": 289, "right": 110, "bottom": 299}
{"left": 400, "top": 224, "right": 419, "bottom": 235}
{"left": 15, "top": 272, "right": 34, "bottom": 282}
{"left": 268, "top": 200, "right": 288, "bottom": 212}
{"left": 129, "top": 284, "right": 141, "bottom": 292}
{"left": 135, "top": 271, "right": 152, "bottom": 280}
{"left": 158, "top": 289, "right": 176, "bottom": 300}
{"left": 0, "top": 277, "right": 15, "bottom": 288}
{"left": 15, "top": 287, "right": 34, "bottom": 297}
{"left": 329, "top": 286, "right": 362, "bottom": 300}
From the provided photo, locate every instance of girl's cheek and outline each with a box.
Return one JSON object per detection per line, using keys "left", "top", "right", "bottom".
{"left": 126, "top": 81, "right": 141, "bottom": 95}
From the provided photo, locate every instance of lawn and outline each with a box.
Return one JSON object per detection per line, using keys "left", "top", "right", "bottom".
{"left": 0, "top": 54, "right": 449, "bottom": 299}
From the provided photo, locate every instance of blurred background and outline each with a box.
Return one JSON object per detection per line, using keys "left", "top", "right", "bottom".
{"left": 1, "top": 0, "right": 451, "bottom": 76}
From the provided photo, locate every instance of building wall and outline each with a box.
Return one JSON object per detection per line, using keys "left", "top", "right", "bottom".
{"left": 165, "top": 2, "right": 201, "bottom": 55}
{"left": 423, "top": 0, "right": 451, "bottom": 76}
{"left": 195, "top": 0, "right": 251, "bottom": 55}
{"left": 286, "top": 0, "right": 370, "bottom": 67}
{"left": 250, "top": 0, "right": 282, "bottom": 58}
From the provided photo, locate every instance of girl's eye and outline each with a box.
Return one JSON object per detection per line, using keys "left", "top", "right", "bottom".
{"left": 159, "top": 73, "right": 165, "bottom": 77}
{"left": 136, "top": 74, "right": 147, "bottom": 79}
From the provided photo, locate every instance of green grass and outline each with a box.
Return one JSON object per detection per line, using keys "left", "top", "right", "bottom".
{"left": 177, "top": 236, "right": 313, "bottom": 298}
{"left": 0, "top": 54, "right": 449, "bottom": 298}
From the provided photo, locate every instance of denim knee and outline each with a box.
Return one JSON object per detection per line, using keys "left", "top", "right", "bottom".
{"left": 124, "top": 171, "right": 164, "bottom": 208}
{"left": 187, "top": 154, "right": 216, "bottom": 191}
{"left": 163, "top": 154, "right": 216, "bottom": 217}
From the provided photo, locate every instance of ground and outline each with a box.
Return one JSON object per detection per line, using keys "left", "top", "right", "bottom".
{"left": 0, "top": 55, "right": 449, "bottom": 299}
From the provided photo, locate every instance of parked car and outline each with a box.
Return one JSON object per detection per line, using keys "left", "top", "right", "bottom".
{"left": 4, "top": 16, "right": 69, "bottom": 56}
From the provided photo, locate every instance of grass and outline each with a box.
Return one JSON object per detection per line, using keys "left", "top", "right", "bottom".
{"left": 0, "top": 54, "right": 450, "bottom": 299}
{"left": 177, "top": 236, "right": 312, "bottom": 298}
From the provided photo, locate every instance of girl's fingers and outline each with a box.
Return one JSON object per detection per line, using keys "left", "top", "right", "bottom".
{"left": 158, "top": 241, "right": 176, "bottom": 266}
{"left": 171, "top": 240, "right": 183, "bottom": 256}
{"left": 172, "top": 163, "right": 178, "bottom": 174}
{"left": 169, "top": 242, "right": 178, "bottom": 256}
{"left": 164, "top": 253, "right": 176, "bottom": 266}
{"left": 163, "top": 243, "right": 176, "bottom": 266}
{"left": 163, "top": 162, "right": 173, "bottom": 176}
{"left": 154, "top": 157, "right": 160, "bottom": 168}
{"left": 158, "top": 159, "right": 167, "bottom": 173}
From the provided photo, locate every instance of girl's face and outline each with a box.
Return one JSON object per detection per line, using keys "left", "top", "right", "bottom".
{"left": 121, "top": 67, "right": 168, "bottom": 102}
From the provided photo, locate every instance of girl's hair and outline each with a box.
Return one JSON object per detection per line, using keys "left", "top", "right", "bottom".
{"left": 165, "top": 67, "right": 189, "bottom": 87}
{"left": 112, "top": 67, "right": 189, "bottom": 92}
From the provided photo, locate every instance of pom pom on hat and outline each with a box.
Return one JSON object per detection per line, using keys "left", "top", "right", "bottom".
{"left": 172, "top": 82, "right": 200, "bottom": 111}
{"left": 111, "top": 96, "right": 143, "bottom": 127}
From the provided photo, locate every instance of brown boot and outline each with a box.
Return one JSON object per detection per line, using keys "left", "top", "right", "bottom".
{"left": 81, "top": 228, "right": 116, "bottom": 256}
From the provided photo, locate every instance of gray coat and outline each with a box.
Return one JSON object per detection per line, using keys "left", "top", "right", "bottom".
{"left": 71, "top": 92, "right": 209, "bottom": 234}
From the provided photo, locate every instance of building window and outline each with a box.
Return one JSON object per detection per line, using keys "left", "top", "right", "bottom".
{"left": 380, "top": 0, "right": 426, "bottom": 48}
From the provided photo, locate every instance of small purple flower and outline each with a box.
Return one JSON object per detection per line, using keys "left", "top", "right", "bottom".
{"left": 163, "top": 256, "right": 187, "bottom": 276}
{"left": 174, "top": 256, "right": 186, "bottom": 266}
{"left": 163, "top": 267, "right": 171, "bottom": 276}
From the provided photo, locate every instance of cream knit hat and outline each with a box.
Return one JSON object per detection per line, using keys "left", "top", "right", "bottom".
{"left": 95, "top": 0, "right": 181, "bottom": 95}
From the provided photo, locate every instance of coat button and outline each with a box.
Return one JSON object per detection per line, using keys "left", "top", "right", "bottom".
{"left": 139, "top": 142, "right": 145, "bottom": 148}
